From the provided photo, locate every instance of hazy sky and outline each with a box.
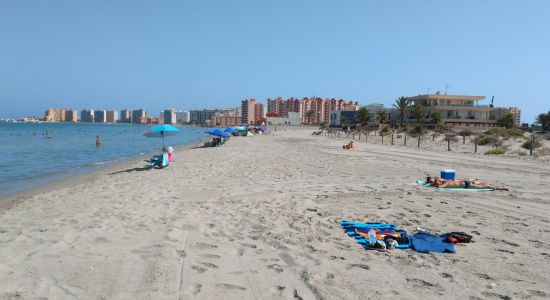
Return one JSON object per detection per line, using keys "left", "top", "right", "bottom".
{"left": 1, "top": 0, "right": 549, "bottom": 122}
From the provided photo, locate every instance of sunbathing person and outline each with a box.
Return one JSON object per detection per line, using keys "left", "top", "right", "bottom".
{"left": 343, "top": 141, "right": 355, "bottom": 150}
{"left": 426, "top": 177, "right": 508, "bottom": 191}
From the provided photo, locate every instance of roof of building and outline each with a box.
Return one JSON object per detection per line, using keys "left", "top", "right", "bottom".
{"left": 406, "top": 94, "right": 485, "bottom": 101}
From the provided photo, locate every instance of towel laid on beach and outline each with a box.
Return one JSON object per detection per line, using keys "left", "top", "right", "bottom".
{"left": 416, "top": 180, "right": 496, "bottom": 192}
{"left": 340, "top": 221, "right": 411, "bottom": 250}
{"left": 410, "top": 231, "right": 455, "bottom": 253}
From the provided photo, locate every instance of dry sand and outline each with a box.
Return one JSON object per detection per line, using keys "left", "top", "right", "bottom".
{"left": 1, "top": 127, "right": 549, "bottom": 299}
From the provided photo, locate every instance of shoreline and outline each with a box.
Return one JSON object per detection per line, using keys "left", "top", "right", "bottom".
{"left": 0, "top": 136, "right": 209, "bottom": 210}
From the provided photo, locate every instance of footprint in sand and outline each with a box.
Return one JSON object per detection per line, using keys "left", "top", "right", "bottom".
{"left": 440, "top": 273, "right": 454, "bottom": 281}
{"left": 198, "top": 262, "right": 219, "bottom": 269}
{"left": 198, "top": 253, "right": 220, "bottom": 259}
{"left": 233, "top": 248, "right": 245, "bottom": 256}
{"left": 406, "top": 278, "right": 440, "bottom": 290}
{"left": 240, "top": 242, "right": 257, "bottom": 249}
{"left": 214, "top": 283, "right": 246, "bottom": 291}
{"left": 267, "top": 264, "right": 284, "bottom": 273}
{"left": 194, "top": 242, "right": 218, "bottom": 250}
{"left": 191, "top": 265, "right": 206, "bottom": 273}
{"left": 347, "top": 263, "right": 370, "bottom": 270}
{"left": 192, "top": 283, "right": 202, "bottom": 295}
{"left": 475, "top": 273, "right": 492, "bottom": 280}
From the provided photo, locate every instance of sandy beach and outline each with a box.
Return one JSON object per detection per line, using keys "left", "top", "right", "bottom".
{"left": 1, "top": 127, "right": 549, "bottom": 299}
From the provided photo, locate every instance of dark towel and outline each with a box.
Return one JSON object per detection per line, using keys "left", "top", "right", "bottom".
{"left": 411, "top": 231, "right": 455, "bottom": 253}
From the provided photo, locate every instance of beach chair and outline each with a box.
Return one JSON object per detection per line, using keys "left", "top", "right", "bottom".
{"left": 145, "top": 153, "right": 169, "bottom": 169}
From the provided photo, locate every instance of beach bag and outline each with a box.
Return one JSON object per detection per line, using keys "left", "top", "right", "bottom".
{"left": 445, "top": 232, "right": 473, "bottom": 244}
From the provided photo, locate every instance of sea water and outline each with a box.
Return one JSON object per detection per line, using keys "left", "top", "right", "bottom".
{"left": 0, "top": 123, "right": 207, "bottom": 198}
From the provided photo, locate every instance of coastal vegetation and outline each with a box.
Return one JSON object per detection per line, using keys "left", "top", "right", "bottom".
{"left": 497, "top": 113, "right": 516, "bottom": 129}
{"left": 485, "top": 147, "right": 508, "bottom": 155}
{"left": 393, "top": 97, "right": 409, "bottom": 126}
{"left": 357, "top": 107, "right": 371, "bottom": 126}
{"left": 522, "top": 140, "right": 542, "bottom": 150}
{"left": 431, "top": 111, "right": 442, "bottom": 124}
{"left": 477, "top": 135, "right": 498, "bottom": 146}
{"left": 377, "top": 110, "right": 388, "bottom": 124}
{"left": 537, "top": 111, "right": 550, "bottom": 130}
{"left": 305, "top": 110, "right": 314, "bottom": 124}
{"left": 412, "top": 105, "right": 427, "bottom": 123}
{"left": 486, "top": 127, "right": 525, "bottom": 138}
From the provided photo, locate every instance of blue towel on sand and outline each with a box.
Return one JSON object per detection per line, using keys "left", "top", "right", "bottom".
{"left": 411, "top": 231, "right": 455, "bottom": 253}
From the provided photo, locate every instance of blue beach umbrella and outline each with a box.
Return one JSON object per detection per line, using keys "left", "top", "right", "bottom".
{"left": 206, "top": 128, "right": 231, "bottom": 138}
{"left": 144, "top": 124, "right": 180, "bottom": 149}
{"left": 225, "top": 127, "right": 237, "bottom": 133}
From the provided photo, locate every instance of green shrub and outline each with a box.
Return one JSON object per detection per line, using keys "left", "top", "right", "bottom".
{"left": 407, "top": 125, "right": 426, "bottom": 137}
{"left": 522, "top": 140, "right": 542, "bottom": 150}
{"left": 486, "top": 127, "right": 525, "bottom": 138}
{"left": 485, "top": 147, "right": 507, "bottom": 155}
{"left": 477, "top": 135, "right": 498, "bottom": 145}
{"left": 506, "top": 128, "right": 526, "bottom": 137}
{"left": 434, "top": 126, "right": 449, "bottom": 133}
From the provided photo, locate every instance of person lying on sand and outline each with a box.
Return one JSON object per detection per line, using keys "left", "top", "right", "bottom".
{"left": 426, "top": 177, "right": 509, "bottom": 191}
{"left": 343, "top": 141, "right": 355, "bottom": 150}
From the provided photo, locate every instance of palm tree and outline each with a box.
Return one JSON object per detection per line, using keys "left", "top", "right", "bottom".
{"left": 305, "top": 110, "right": 314, "bottom": 124}
{"left": 536, "top": 111, "right": 550, "bottom": 130}
{"left": 377, "top": 110, "right": 388, "bottom": 124}
{"left": 497, "top": 113, "right": 516, "bottom": 129}
{"left": 431, "top": 111, "right": 442, "bottom": 124}
{"left": 357, "top": 107, "right": 370, "bottom": 125}
{"left": 393, "top": 97, "right": 409, "bottom": 126}
{"left": 412, "top": 105, "right": 427, "bottom": 123}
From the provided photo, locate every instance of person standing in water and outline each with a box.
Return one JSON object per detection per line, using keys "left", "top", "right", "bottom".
{"left": 96, "top": 135, "right": 101, "bottom": 147}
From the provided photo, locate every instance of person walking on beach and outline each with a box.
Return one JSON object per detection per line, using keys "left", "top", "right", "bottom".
{"left": 96, "top": 135, "right": 101, "bottom": 147}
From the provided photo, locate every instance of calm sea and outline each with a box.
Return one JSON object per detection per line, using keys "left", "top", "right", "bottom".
{"left": 0, "top": 123, "right": 207, "bottom": 198}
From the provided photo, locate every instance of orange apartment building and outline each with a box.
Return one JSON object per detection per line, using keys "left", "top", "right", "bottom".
{"left": 267, "top": 97, "right": 358, "bottom": 124}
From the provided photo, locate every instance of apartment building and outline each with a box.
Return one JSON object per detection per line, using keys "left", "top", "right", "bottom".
{"left": 44, "top": 108, "right": 78, "bottom": 122}
{"left": 132, "top": 109, "right": 147, "bottom": 124}
{"left": 405, "top": 93, "right": 497, "bottom": 129}
{"left": 241, "top": 99, "right": 265, "bottom": 125}
{"left": 94, "top": 110, "right": 107, "bottom": 123}
{"left": 492, "top": 107, "right": 521, "bottom": 127}
{"left": 190, "top": 109, "right": 220, "bottom": 125}
{"left": 163, "top": 109, "right": 176, "bottom": 125}
{"left": 80, "top": 109, "right": 94, "bottom": 122}
{"left": 175, "top": 111, "right": 190, "bottom": 123}
{"left": 106, "top": 110, "right": 118, "bottom": 123}
{"left": 120, "top": 109, "right": 132, "bottom": 123}
{"left": 65, "top": 109, "right": 78, "bottom": 122}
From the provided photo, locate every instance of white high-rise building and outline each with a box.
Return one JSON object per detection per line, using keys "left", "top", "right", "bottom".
{"left": 176, "top": 111, "right": 190, "bottom": 123}
{"left": 163, "top": 109, "right": 177, "bottom": 125}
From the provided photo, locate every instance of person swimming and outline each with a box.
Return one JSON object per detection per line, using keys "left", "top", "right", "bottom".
{"left": 96, "top": 135, "right": 101, "bottom": 147}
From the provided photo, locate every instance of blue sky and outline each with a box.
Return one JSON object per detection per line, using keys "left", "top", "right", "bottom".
{"left": 1, "top": 0, "right": 549, "bottom": 122}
